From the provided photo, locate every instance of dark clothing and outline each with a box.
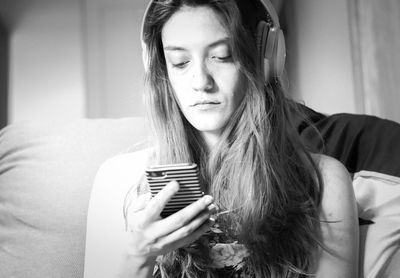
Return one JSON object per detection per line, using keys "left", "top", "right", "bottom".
{"left": 296, "top": 105, "right": 400, "bottom": 177}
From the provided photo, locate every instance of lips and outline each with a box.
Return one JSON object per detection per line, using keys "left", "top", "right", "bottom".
{"left": 192, "top": 100, "right": 220, "bottom": 107}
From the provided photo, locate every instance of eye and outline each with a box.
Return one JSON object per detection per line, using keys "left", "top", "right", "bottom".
{"left": 172, "top": 61, "right": 189, "bottom": 69}
{"left": 173, "top": 62, "right": 188, "bottom": 69}
{"left": 165, "top": 52, "right": 190, "bottom": 69}
{"left": 212, "top": 55, "right": 232, "bottom": 62}
{"left": 210, "top": 44, "right": 233, "bottom": 62}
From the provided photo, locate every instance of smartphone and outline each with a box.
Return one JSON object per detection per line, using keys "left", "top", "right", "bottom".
{"left": 145, "top": 163, "right": 204, "bottom": 218}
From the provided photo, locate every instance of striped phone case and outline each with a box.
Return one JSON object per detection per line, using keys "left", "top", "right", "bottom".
{"left": 146, "top": 163, "right": 203, "bottom": 218}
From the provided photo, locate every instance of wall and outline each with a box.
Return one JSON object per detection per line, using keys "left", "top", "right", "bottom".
{"left": 285, "top": 0, "right": 357, "bottom": 115}
{"left": 1, "top": 0, "right": 357, "bottom": 123}
{"left": 1, "top": 0, "right": 147, "bottom": 123}
{"left": 84, "top": 0, "right": 147, "bottom": 118}
{"left": 1, "top": 0, "right": 85, "bottom": 123}
{"left": 349, "top": 0, "right": 400, "bottom": 123}
{"left": 84, "top": 0, "right": 357, "bottom": 118}
{"left": 0, "top": 18, "right": 8, "bottom": 129}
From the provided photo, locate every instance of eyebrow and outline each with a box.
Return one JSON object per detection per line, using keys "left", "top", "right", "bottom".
{"left": 163, "top": 37, "right": 230, "bottom": 51}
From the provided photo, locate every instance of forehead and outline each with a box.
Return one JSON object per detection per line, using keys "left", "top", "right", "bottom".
{"left": 161, "top": 6, "right": 228, "bottom": 48}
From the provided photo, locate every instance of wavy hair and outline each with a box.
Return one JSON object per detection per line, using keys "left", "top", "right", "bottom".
{"left": 141, "top": 0, "right": 323, "bottom": 277}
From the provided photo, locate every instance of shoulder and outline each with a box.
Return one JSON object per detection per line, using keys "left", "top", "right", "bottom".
{"left": 91, "top": 148, "right": 153, "bottom": 199}
{"left": 312, "top": 153, "right": 350, "bottom": 184}
{"left": 84, "top": 148, "right": 152, "bottom": 277}
{"left": 311, "top": 153, "right": 357, "bottom": 222}
{"left": 310, "top": 154, "right": 359, "bottom": 277}
{"left": 311, "top": 153, "right": 354, "bottom": 211}
{"left": 88, "top": 148, "right": 152, "bottom": 220}
{"left": 95, "top": 148, "right": 151, "bottom": 185}
{"left": 88, "top": 147, "right": 152, "bottom": 222}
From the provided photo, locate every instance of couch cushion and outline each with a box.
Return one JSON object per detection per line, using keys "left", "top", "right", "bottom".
{"left": 0, "top": 117, "right": 147, "bottom": 278}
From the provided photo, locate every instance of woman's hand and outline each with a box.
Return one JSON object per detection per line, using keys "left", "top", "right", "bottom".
{"left": 125, "top": 180, "right": 216, "bottom": 258}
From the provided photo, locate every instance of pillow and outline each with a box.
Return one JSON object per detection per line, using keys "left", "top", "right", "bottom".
{"left": 0, "top": 118, "right": 147, "bottom": 278}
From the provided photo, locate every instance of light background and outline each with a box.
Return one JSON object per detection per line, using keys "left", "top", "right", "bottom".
{"left": 0, "top": 0, "right": 397, "bottom": 125}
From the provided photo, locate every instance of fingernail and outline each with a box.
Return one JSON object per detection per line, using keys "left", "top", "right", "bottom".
{"left": 208, "top": 204, "right": 217, "bottom": 214}
{"left": 203, "top": 195, "right": 213, "bottom": 205}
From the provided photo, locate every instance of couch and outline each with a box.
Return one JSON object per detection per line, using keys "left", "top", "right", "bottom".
{"left": 0, "top": 118, "right": 147, "bottom": 278}
{"left": 0, "top": 113, "right": 399, "bottom": 277}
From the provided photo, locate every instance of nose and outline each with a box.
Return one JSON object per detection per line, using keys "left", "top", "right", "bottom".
{"left": 191, "top": 62, "right": 214, "bottom": 92}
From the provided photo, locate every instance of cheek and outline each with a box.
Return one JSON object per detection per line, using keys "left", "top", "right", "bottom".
{"left": 235, "top": 76, "right": 246, "bottom": 106}
{"left": 221, "top": 69, "right": 244, "bottom": 107}
{"left": 170, "top": 78, "right": 190, "bottom": 110}
{"left": 167, "top": 71, "right": 189, "bottom": 107}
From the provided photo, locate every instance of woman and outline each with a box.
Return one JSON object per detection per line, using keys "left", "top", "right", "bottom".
{"left": 84, "top": 0, "right": 359, "bottom": 277}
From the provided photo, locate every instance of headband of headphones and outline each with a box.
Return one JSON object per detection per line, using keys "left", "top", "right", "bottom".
{"left": 141, "top": 0, "right": 286, "bottom": 80}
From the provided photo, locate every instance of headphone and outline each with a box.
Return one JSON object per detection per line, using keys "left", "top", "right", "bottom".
{"left": 141, "top": 0, "right": 286, "bottom": 82}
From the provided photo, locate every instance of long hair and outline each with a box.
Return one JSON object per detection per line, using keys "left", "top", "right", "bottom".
{"left": 141, "top": 0, "right": 323, "bottom": 277}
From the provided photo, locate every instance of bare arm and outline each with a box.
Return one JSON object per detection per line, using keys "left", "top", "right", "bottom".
{"left": 84, "top": 151, "right": 150, "bottom": 278}
{"left": 84, "top": 151, "right": 215, "bottom": 278}
{"left": 314, "top": 155, "right": 359, "bottom": 277}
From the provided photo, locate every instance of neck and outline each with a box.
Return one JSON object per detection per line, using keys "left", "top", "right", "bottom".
{"left": 200, "top": 130, "right": 221, "bottom": 153}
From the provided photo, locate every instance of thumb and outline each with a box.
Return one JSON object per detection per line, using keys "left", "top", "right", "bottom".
{"left": 130, "top": 192, "right": 152, "bottom": 213}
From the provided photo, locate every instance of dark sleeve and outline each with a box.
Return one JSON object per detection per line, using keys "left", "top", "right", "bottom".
{"left": 296, "top": 104, "right": 400, "bottom": 177}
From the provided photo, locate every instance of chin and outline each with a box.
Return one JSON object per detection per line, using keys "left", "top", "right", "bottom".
{"left": 185, "top": 113, "right": 229, "bottom": 134}
{"left": 190, "top": 121, "right": 226, "bottom": 134}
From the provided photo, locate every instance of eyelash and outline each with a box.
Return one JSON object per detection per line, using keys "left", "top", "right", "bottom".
{"left": 172, "top": 61, "right": 189, "bottom": 69}
{"left": 171, "top": 55, "right": 232, "bottom": 69}
{"left": 212, "top": 55, "right": 232, "bottom": 62}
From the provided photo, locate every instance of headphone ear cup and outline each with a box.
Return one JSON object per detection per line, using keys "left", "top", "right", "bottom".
{"left": 274, "top": 29, "right": 286, "bottom": 78}
{"left": 256, "top": 21, "right": 286, "bottom": 81}
{"left": 256, "top": 21, "right": 269, "bottom": 81}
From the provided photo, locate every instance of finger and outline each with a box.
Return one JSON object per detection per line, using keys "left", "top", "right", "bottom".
{"left": 126, "top": 192, "right": 153, "bottom": 232}
{"left": 145, "top": 180, "right": 180, "bottom": 219}
{"left": 207, "top": 204, "right": 218, "bottom": 215}
{"left": 126, "top": 192, "right": 152, "bottom": 229}
{"left": 208, "top": 203, "right": 219, "bottom": 221}
{"left": 153, "top": 195, "right": 214, "bottom": 236}
{"left": 159, "top": 209, "right": 214, "bottom": 244}
{"left": 180, "top": 217, "right": 215, "bottom": 245}
{"left": 153, "top": 218, "right": 215, "bottom": 254}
